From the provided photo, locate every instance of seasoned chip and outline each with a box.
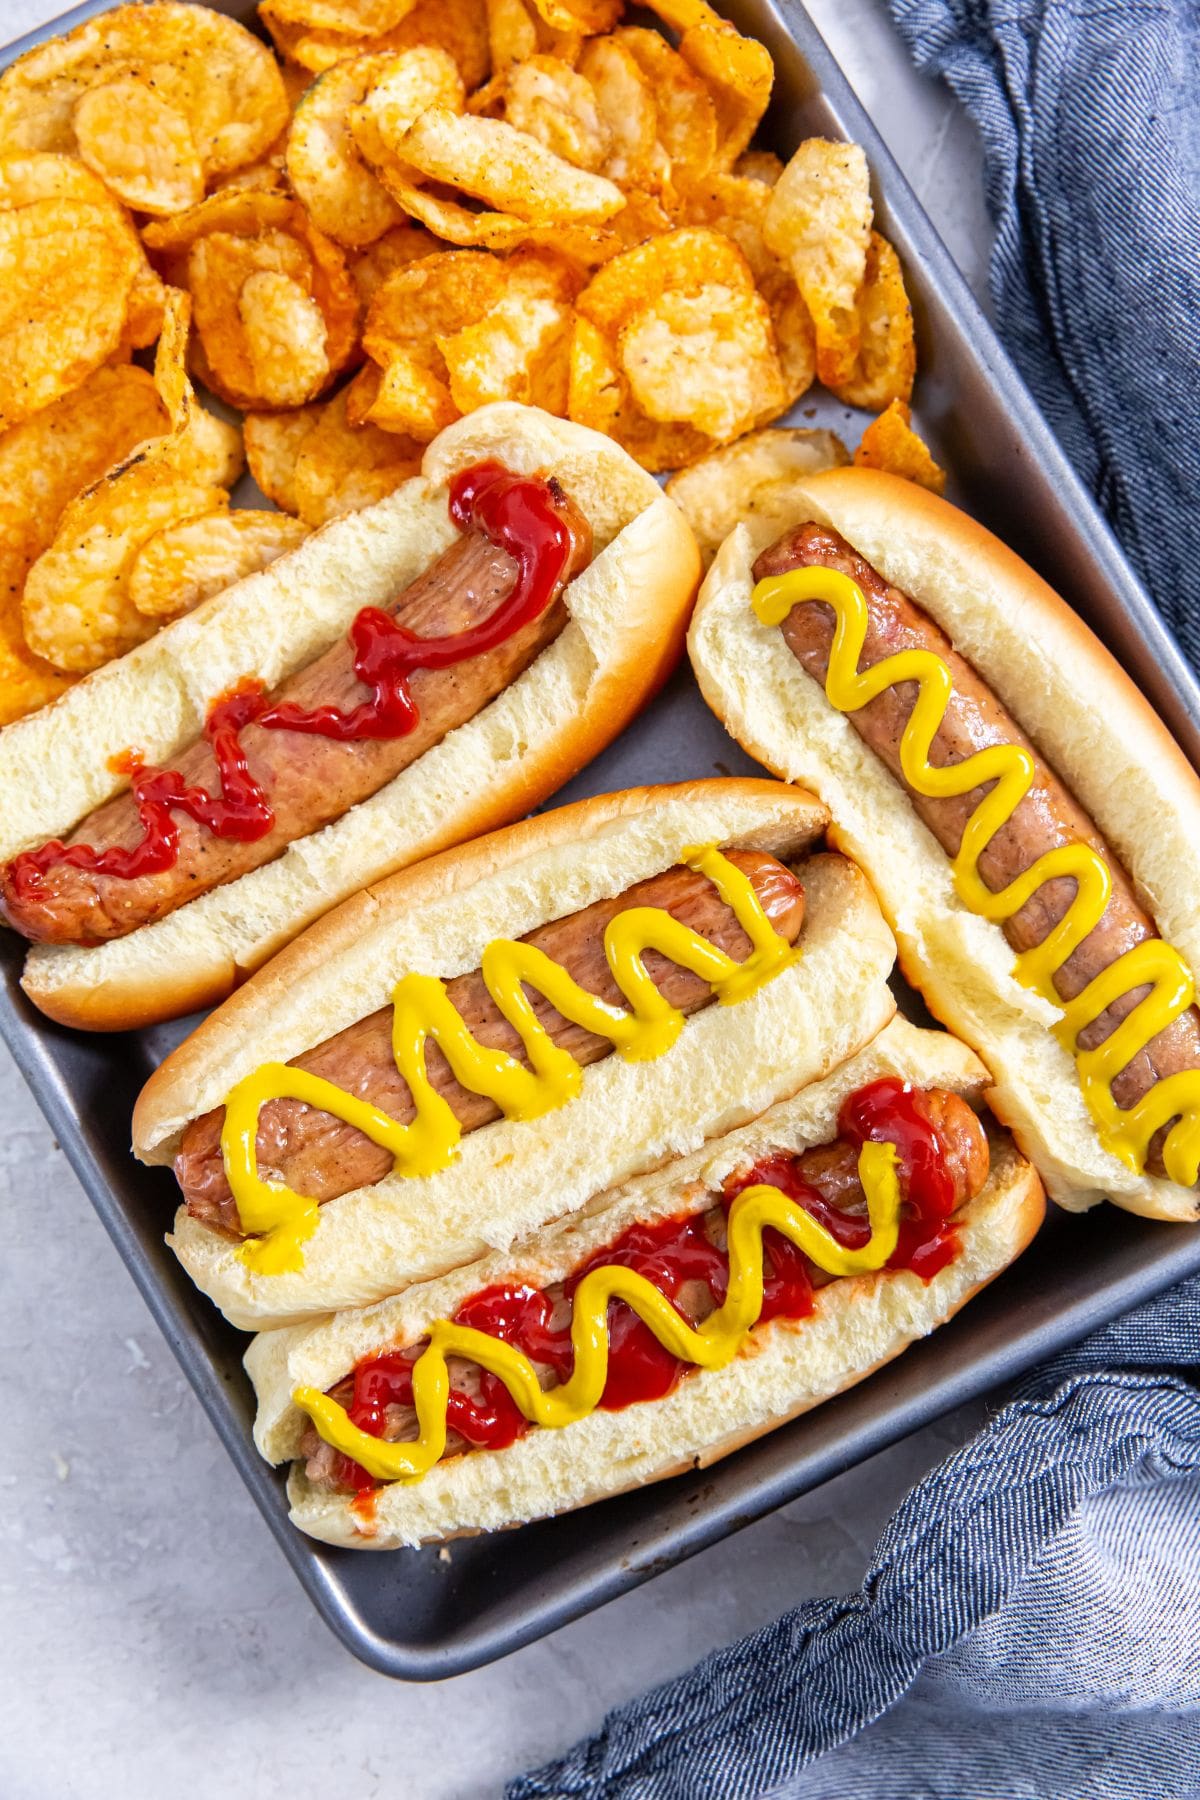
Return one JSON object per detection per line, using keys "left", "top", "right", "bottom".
{"left": 287, "top": 54, "right": 405, "bottom": 247}
{"left": 498, "top": 56, "right": 610, "bottom": 172}
{"left": 239, "top": 270, "right": 331, "bottom": 407}
{"left": 143, "top": 284, "right": 247, "bottom": 489}
{"left": 150, "top": 191, "right": 359, "bottom": 408}
{"left": 484, "top": 0, "right": 580, "bottom": 72}
{"left": 578, "top": 224, "right": 754, "bottom": 334}
{"left": 244, "top": 406, "right": 322, "bottom": 514}
{"left": 266, "top": 0, "right": 417, "bottom": 38}
{"left": 618, "top": 28, "right": 716, "bottom": 193}
{"left": 398, "top": 108, "right": 626, "bottom": 224}
{"left": 442, "top": 291, "right": 574, "bottom": 413}
{"left": 0, "top": 194, "right": 137, "bottom": 431}
{"left": 349, "top": 223, "right": 444, "bottom": 309}
{"left": 262, "top": 0, "right": 489, "bottom": 90}
{"left": 577, "top": 38, "right": 661, "bottom": 191}
{"left": 128, "top": 509, "right": 312, "bottom": 617}
{"left": 0, "top": 581, "right": 76, "bottom": 724}
{"left": 566, "top": 312, "right": 711, "bottom": 472}
{"left": 763, "top": 137, "right": 872, "bottom": 389}
{"left": 22, "top": 465, "right": 228, "bottom": 671}
{"left": 73, "top": 78, "right": 204, "bottom": 216}
{"left": 853, "top": 399, "right": 944, "bottom": 493}
{"left": 291, "top": 382, "right": 423, "bottom": 525}
{"left": 0, "top": 4, "right": 287, "bottom": 180}
{"left": 348, "top": 45, "right": 465, "bottom": 172}
{"left": 831, "top": 231, "right": 915, "bottom": 411}
{"left": 0, "top": 361, "right": 169, "bottom": 715}
{"left": 618, "top": 281, "right": 784, "bottom": 440}
{"left": 664, "top": 425, "right": 849, "bottom": 563}
{"left": 734, "top": 149, "right": 782, "bottom": 186}
{"left": 527, "top": 0, "right": 621, "bottom": 33}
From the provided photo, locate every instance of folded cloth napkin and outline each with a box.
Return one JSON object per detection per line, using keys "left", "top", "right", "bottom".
{"left": 511, "top": 2, "right": 1200, "bottom": 1794}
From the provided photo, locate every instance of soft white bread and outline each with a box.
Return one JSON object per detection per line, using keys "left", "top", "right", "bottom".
{"left": 5, "top": 403, "right": 699, "bottom": 1030}
{"left": 247, "top": 1016, "right": 1044, "bottom": 1549}
{"left": 135, "top": 778, "right": 899, "bottom": 1328}
{"left": 688, "top": 467, "right": 1200, "bottom": 1223}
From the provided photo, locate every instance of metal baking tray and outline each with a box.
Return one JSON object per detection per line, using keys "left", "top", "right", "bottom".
{"left": 6, "top": 0, "right": 1200, "bottom": 1681}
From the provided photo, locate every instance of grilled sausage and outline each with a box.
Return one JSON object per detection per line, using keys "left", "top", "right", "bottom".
{"left": 755, "top": 523, "right": 1200, "bottom": 1140}
{"left": 1, "top": 499, "right": 590, "bottom": 946}
{"left": 177, "top": 850, "right": 808, "bottom": 1233}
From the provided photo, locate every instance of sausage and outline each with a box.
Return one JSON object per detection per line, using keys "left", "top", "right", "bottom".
{"left": 299, "top": 1083, "right": 989, "bottom": 1486}
{"left": 1, "top": 498, "right": 590, "bottom": 946}
{"left": 755, "top": 524, "right": 1200, "bottom": 1148}
{"left": 177, "top": 849, "right": 807, "bottom": 1234}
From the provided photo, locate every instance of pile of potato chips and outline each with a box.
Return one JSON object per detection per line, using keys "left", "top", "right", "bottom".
{"left": 0, "top": 0, "right": 943, "bottom": 726}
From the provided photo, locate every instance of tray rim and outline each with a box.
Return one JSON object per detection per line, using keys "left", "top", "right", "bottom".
{"left": 5, "top": 0, "right": 1200, "bottom": 1682}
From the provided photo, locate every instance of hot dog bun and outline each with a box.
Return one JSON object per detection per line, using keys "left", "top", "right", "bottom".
{"left": 135, "top": 779, "right": 899, "bottom": 1328}
{"left": 2, "top": 404, "right": 699, "bottom": 1031}
{"left": 688, "top": 467, "right": 1200, "bottom": 1222}
{"left": 247, "top": 1017, "right": 1044, "bottom": 1549}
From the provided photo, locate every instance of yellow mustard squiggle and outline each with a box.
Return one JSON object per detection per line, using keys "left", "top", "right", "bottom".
{"left": 752, "top": 565, "right": 1200, "bottom": 1186}
{"left": 293, "top": 1140, "right": 901, "bottom": 1483}
{"left": 222, "top": 844, "right": 802, "bottom": 1275}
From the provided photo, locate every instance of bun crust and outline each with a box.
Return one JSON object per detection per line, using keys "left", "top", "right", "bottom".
{"left": 688, "top": 467, "right": 1200, "bottom": 1223}
{"left": 141, "top": 779, "right": 900, "bottom": 1329}
{"left": 7, "top": 404, "right": 699, "bottom": 1030}
{"left": 247, "top": 1017, "right": 1044, "bottom": 1549}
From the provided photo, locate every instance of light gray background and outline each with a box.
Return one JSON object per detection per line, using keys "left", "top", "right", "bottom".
{"left": 0, "top": 4, "right": 993, "bottom": 1794}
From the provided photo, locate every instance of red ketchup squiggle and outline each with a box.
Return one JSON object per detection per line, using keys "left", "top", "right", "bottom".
{"left": 259, "top": 463, "right": 575, "bottom": 740}
{"left": 332, "top": 1081, "right": 964, "bottom": 1491}
{"left": 5, "top": 680, "right": 273, "bottom": 895}
{"left": 5, "top": 465, "right": 574, "bottom": 892}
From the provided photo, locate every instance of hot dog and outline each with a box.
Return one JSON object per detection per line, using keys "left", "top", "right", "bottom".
{"left": 246, "top": 1017, "right": 1043, "bottom": 1549}
{"left": 2, "top": 510, "right": 586, "bottom": 945}
{"left": 133, "top": 780, "right": 901, "bottom": 1329}
{"left": 688, "top": 468, "right": 1200, "bottom": 1221}
{"left": 0, "top": 404, "right": 700, "bottom": 1030}
{"left": 176, "top": 851, "right": 806, "bottom": 1232}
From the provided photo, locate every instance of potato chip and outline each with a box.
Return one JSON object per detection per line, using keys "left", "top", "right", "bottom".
{"left": 734, "top": 149, "right": 782, "bottom": 186}
{"left": 0, "top": 360, "right": 170, "bottom": 714}
{"left": 239, "top": 270, "right": 331, "bottom": 407}
{"left": 0, "top": 194, "right": 137, "bottom": 431}
{"left": 577, "top": 223, "right": 753, "bottom": 334}
{"left": 577, "top": 38, "right": 662, "bottom": 191}
{"left": 0, "top": 4, "right": 287, "bottom": 180}
{"left": 664, "top": 425, "right": 848, "bottom": 564}
{"left": 484, "top": 0, "right": 580, "bottom": 72}
{"left": 617, "top": 28, "right": 717, "bottom": 193}
{"left": 496, "top": 56, "right": 610, "bottom": 171}
{"left": 128, "top": 509, "right": 312, "bottom": 618}
{"left": 348, "top": 45, "right": 465, "bottom": 172}
{"left": 349, "top": 223, "right": 443, "bottom": 309}
{"left": 618, "top": 280, "right": 784, "bottom": 440}
{"left": 342, "top": 359, "right": 386, "bottom": 425}
{"left": 267, "top": 0, "right": 417, "bottom": 38}
{"left": 263, "top": 0, "right": 489, "bottom": 89}
{"left": 22, "top": 465, "right": 228, "bottom": 671}
{"left": 73, "top": 77, "right": 204, "bottom": 216}
{"left": 150, "top": 191, "right": 359, "bottom": 409}
{"left": 291, "top": 382, "right": 423, "bottom": 525}
{"left": 831, "top": 231, "right": 915, "bottom": 412}
{"left": 527, "top": 0, "right": 621, "bottom": 33}
{"left": 854, "top": 399, "right": 944, "bottom": 493}
{"left": 763, "top": 138, "right": 872, "bottom": 389}
{"left": 180, "top": 404, "right": 246, "bottom": 490}
{"left": 0, "top": 580, "right": 76, "bottom": 724}
{"left": 674, "top": 21, "right": 772, "bottom": 171}
{"left": 398, "top": 108, "right": 625, "bottom": 224}
{"left": 244, "top": 406, "right": 322, "bottom": 514}
{"left": 287, "top": 54, "right": 406, "bottom": 247}
{"left": 442, "top": 291, "right": 574, "bottom": 413}
{"left": 566, "top": 312, "right": 710, "bottom": 471}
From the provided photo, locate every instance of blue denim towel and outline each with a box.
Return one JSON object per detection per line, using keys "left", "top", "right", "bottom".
{"left": 511, "top": 2, "right": 1200, "bottom": 1793}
